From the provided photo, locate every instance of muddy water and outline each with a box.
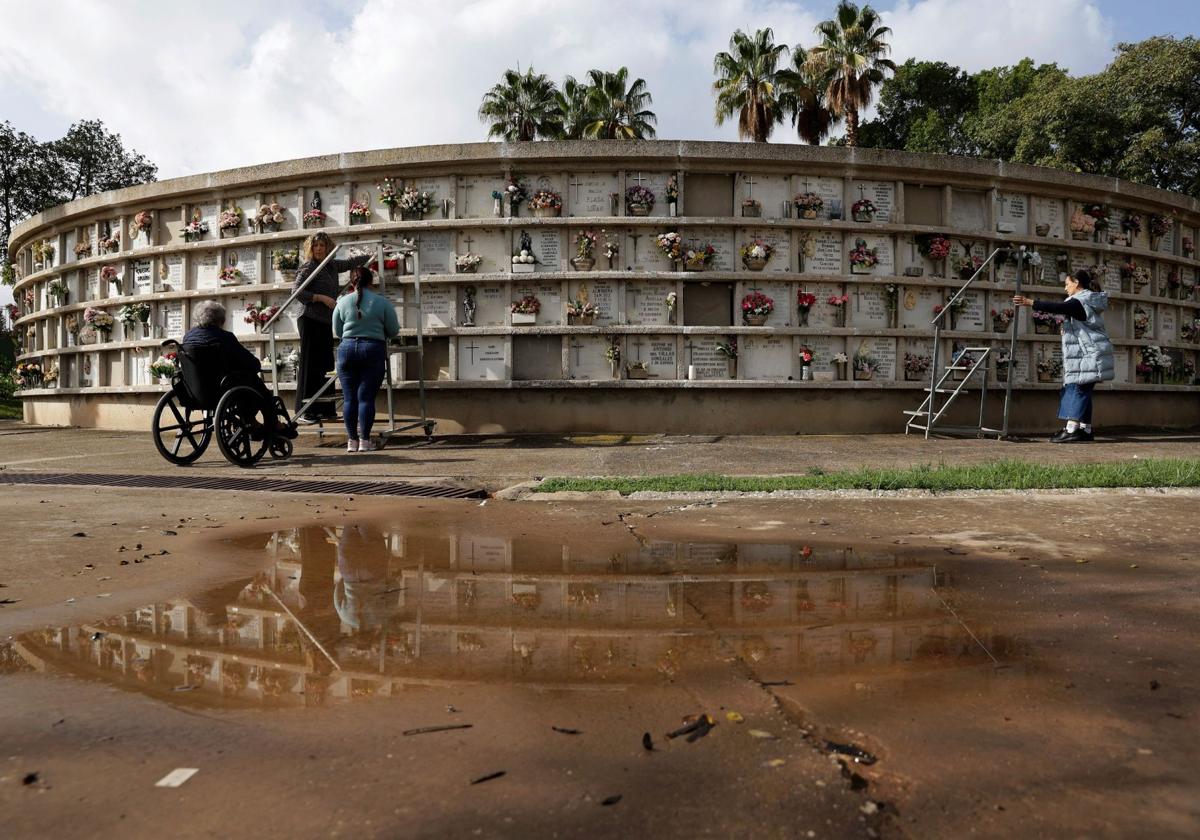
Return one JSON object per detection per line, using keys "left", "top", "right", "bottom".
{"left": 9, "top": 520, "right": 1010, "bottom": 710}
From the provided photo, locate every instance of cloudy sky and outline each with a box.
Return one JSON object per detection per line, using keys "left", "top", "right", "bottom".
{"left": 1, "top": 0, "right": 1196, "bottom": 182}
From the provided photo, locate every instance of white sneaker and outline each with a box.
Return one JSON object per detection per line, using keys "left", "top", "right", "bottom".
{"left": 346, "top": 439, "right": 359, "bottom": 453}
{"left": 358, "top": 438, "right": 376, "bottom": 452}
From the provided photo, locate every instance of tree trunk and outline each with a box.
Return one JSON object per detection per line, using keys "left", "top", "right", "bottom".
{"left": 845, "top": 107, "right": 859, "bottom": 147}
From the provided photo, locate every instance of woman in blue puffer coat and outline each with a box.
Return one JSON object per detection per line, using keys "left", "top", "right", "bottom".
{"left": 1014, "top": 268, "right": 1114, "bottom": 443}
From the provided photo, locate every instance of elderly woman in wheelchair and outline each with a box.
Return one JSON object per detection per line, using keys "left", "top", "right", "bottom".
{"left": 152, "top": 300, "right": 297, "bottom": 467}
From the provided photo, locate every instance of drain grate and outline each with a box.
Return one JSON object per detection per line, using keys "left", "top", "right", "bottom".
{"left": 0, "top": 471, "right": 487, "bottom": 499}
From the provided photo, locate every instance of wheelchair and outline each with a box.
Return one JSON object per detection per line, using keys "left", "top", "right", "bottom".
{"left": 151, "top": 343, "right": 295, "bottom": 468}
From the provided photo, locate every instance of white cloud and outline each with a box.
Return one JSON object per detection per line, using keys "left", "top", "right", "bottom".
{"left": 0, "top": 0, "right": 1116, "bottom": 181}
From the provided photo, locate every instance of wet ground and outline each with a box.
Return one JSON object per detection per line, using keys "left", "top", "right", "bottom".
{"left": 3, "top": 498, "right": 1199, "bottom": 838}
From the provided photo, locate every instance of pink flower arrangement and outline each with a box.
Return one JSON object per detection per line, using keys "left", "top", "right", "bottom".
{"left": 826, "top": 294, "right": 849, "bottom": 307}
{"left": 741, "top": 291, "right": 774, "bottom": 320}
{"left": 797, "top": 292, "right": 817, "bottom": 311}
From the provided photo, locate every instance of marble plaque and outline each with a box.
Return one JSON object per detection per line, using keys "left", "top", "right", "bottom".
{"left": 851, "top": 284, "right": 889, "bottom": 328}
{"left": 268, "top": 192, "right": 298, "bottom": 229}
{"left": 628, "top": 228, "right": 673, "bottom": 272}
{"left": 568, "top": 335, "right": 614, "bottom": 380}
{"left": 958, "top": 290, "right": 986, "bottom": 331}
{"left": 457, "top": 336, "right": 506, "bottom": 380}
{"left": 1156, "top": 223, "right": 1176, "bottom": 255}
{"left": 64, "top": 230, "right": 77, "bottom": 264}
{"left": 739, "top": 227, "right": 792, "bottom": 273}
{"left": 85, "top": 268, "right": 100, "bottom": 302}
{"left": 469, "top": 284, "right": 508, "bottom": 327}
{"left": 851, "top": 233, "right": 894, "bottom": 276}
{"left": 687, "top": 227, "right": 735, "bottom": 272}
{"left": 132, "top": 258, "right": 153, "bottom": 295}
{"left": 567, "top": 278, "right": 618, "bottom": 326}
{"left": 994, "top": 191, "right": 1029, "bottom": 234}
{"left": 995, "top": 254, "right": 1020, "bottom": 285}
{"left": 418, "top": 231, "right": 453, "bottom": 275}
{"left": 804, "top": 230, "right": 843, "bottom": 275}
{"left": 625, "top": 280, "right": 675, "bottom": 326}
{"left": 685, "top": 335, "right": 734, "bottom": 379}
{"left": 1032, "top": 196, "right": 1064, "bottom": 239}
{"left": 512, "top": 282, "right": 562, "bottom": 326}
{"left": 229, "top": 295, "right": 257, "bottom": 338}
{"left": 950, "top": 190, "right": 987, "bottom": 230}
{"left": 410, "top": 176, "right": 455, "bottom": 219}
{"left": 738, "top": 279, "right": 792, "bottom": 326}
{"left": 420, "top": 284, "right": 456, "bottom": 328}
{"left": 738, "top": 174, "right": 790, "bottom": 219}
{"left": 1112, "top": 348, "right": 1130, "bottom": 384}
{"left": 568, "top": 171, "right": 619, "bottom": 217}
{"left": 456, "top": 175, "right": 505, "bottom": 220}
{"left": 160, "top": 254, "right": 184, "bottom": 292}
{"left": 850, "top": 180, "right": 894, "bottom": 222}
{"left": 193, "top": 251, "right": 221, "bottom": 290}
{"left": 457, "top": 229, "right": 507, "bottom": 274}
{"left": 897, "top": 235, "right": 939, "bottom": 277}
{"left": 1158, "top": 305, "right": 1177, "bottom": 340}
{"left": 741, "top": 335, "right": 793, "bottom": 380}
{"left": 623, "top": 171, "right": 671, "bottom": 217}
{"left": 79, "top": 352, "right": 97, "bottom": 387}
{"left": 854, "top": 337, "right": 896, "bottom": 380}
{"left": 527, "top": 172, "right": 566, "bottom": 211}
{"left": 1106, "top": 300, "right": 1128, "bottom": 339}
{"left": 228, "top": 248, "right": 259, "bottom": 285}
{"left": 803, "top": 335, "right": 845, "bottom": 374}
{"left": 627, "top": 335, "right": 677, "bottom": 379}
{"left": 1134, "top": 303, "right": 1153, "bottom": 339}
{"left": 528, "top": 227, "right": 562, "bottom": 272}
{"left": 800, "top": 282, "right": 846, "bottom": 329}
{"left": 789, "top": 175, "right": 842, "bottom": 220}
{"left": 307, "top": 185, "right": 345, "bottom": 226}
{"left": 195, "top": 202, "right": 219, "bottom": 238}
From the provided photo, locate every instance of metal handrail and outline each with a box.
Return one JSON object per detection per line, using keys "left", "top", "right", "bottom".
{"left": 931, "top": 247, "right": 1004, "bottom": 329}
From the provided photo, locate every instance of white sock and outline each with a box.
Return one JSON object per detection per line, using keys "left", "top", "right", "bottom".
{"left": 1081, "top": 423, "right": 1092, "bottom": 433}
{"left": 1066, "top": 420, "right": 1079, "bottom": 433}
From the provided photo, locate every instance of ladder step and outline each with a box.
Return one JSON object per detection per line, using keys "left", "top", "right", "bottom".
{"left": 902, "top": 410, "right": 929, "bottom": 416}
{"left": 907, "top": 423, "right": 929, "bottom": 431}
{"left": 924, "top": 388, "right": 971, "bottom": 394}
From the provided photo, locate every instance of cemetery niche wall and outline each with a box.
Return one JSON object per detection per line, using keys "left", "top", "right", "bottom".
{"left": 9, "top": 141, "right": 1200, "bottom": 434}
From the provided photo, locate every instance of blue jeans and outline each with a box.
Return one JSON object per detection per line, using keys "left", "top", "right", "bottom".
{"left": 336, "top": 338, "right": 387, "bottom": 439}
{"left": 1058, "top": 383, "right": 1094, "bottom": 423}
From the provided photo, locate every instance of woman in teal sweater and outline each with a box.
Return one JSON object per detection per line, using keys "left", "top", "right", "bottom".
{"left": 332, "top": 267, "right": 400, "bottom": 452}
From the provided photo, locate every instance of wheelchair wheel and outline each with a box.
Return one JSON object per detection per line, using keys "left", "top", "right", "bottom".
{"left": 152, "top": 388, "right": 212, "bottom": 465}
{"left": 268, "top": 438, "right": 293, "bottom": 460}
{"left": 215, "top": 386, "right": 271, "bottom": 468}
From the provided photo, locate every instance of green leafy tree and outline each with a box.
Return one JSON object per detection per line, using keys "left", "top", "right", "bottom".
{"left": 51, "top": 120, "right": 157, "bottom": 203}
{"left": 477, "top": 68, "right": 562, "bottom": 141}
{"left": 712, "top": 27, "right": 790, "bottom": 143}
{"left": 808, "top": 0, "right": 897, "bottom": 147}
{"left": 856, "top": 60, "right": 976, "bottom": 153}
{"left": 0, "top": 122, "right": 54, "bottom": 272}
{"left": 582, "top": 67, "right": 657, "bottom": 140}
{"left": 555, "top": 75, "right": 596, "bottom": 140}
{"left": 778, "top": 46, "right": 836, "bottom": 145}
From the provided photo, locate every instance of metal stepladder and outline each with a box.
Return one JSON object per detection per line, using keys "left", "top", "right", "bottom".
{"left": 904, "top": 245, "right": 1042, "bottom": 439}
{"left": 261, "top": 239, "right": 437, "bottom": 444}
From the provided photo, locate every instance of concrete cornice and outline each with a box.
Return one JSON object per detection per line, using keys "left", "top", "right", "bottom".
{"left": 11, "top": 139, "right": 1200, "bottom": 249}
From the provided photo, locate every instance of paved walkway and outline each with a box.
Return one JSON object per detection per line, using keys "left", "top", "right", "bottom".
{"left": 2, "top": 420, "right": 1198, "bottom": 492}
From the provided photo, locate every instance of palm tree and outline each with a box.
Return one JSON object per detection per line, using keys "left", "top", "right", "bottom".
{"left": 582, "top": 68, "right": 657, "bottom": 140}
{"left": 712, "top": 27, "right": 790, "bottom": 143}
{"left": 808, "top": 1, "right": 896, "bottom": 147}
{"left": 555, "top": 75, "right": 595, "bottom": 140}
{"left": 477, "top": 68, "right": 561, "bottom": 142}
{"left": 778, "top": 46, "right": 835, "bottom": 145}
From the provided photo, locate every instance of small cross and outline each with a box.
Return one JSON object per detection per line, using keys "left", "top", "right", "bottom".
{"left": 462, "top": 181, "right": 474, "bottom": 213}
{"left": 683, "top": 339, "right": 696, "bottom": 364}
{"left": 631, "top": 172, "right": 648, "bottom": 187}
{"left": 747, "top": 280, "right": 764, "bottom": 296}
{"left": 857, "top": 184, "right": 867, "bottom": 201}
{"left": 630, "top": 336, "right": 646, "bottom": 361}
{"left": 626, "top": 284, "right": 642, "bottom": 311}
{"left": 570, "top": 338, "right": 585, "bottom": 367}
{"left": 461, "top": 234, "right": 475, "bottom": 252}
{"left": 568, "top": 175, "right": 585, "bottom": 202}
{"left": 464, "top": 340, "right": 480, "bottom": 365}
{"left": 997, "top": 194, "right": 1008, "bottom": 216}
{"left": 803, "top": 177, "right": 813, "bottom": 193}
{"left": 854, "top": 285, "right": 863, "bottom": 312}
{"left": 742, "top": 174, "right": 757, "bottom": 198}
{"left": 628, "top": 231, "right": 641, "bottom": 266}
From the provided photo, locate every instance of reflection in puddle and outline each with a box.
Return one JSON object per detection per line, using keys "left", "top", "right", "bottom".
{"left": 10, "top": 523, "right": 1006, "bottom": 708}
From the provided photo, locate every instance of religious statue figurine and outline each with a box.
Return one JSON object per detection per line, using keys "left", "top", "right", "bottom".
{"left": 462, "top": 285, "right": 477, "bottom": 327}
{"left": 519, "top": 231, "right": 533, "bottom": 255}
{"left": 310, "top": 190, "right": 322, "bottom": 212}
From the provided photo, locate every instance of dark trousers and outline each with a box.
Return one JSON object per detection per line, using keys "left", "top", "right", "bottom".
{"left": 296, "top": 315, "right": 336, "bottom": 417}
{"left": 336, "top": 337, "right": 387, "bottom": 438}
{"left": 1058, "top": 382, "right": 1095, "bottom": 423}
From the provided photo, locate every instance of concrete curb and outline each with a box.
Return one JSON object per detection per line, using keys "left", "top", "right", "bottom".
{"left": 519, "top": 486, "right": 1200, "bottom": 502}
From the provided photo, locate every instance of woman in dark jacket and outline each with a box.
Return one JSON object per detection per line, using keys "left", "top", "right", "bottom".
{"left": 292, "top": 232, "right": 370, "bottom": 423}
{"left": 1013, "top": 268, "right": 1115, "bottom": 443}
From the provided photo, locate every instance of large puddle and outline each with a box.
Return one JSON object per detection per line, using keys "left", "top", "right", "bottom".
{"left": 6, "top": 521, "right": 1013, "bottom": 708}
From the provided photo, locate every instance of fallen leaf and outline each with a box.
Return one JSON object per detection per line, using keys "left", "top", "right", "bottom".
{"left": 725, "top": 711, "right": 745, "bottom": 724}
{"left": 749, "top": 729, "right": 778, "bottom": 740}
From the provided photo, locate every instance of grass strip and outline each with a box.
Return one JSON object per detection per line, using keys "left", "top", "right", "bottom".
{"left": 0, "top": 397, "right": 22, "bottom": 420}
{"left": 534, "top": 458, "right": 1200, "bottom": 495}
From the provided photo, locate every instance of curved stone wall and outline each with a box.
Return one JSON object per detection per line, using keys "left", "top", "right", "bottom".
{"left": 9, "top": 141, "right": 1200, "bottom": 433}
